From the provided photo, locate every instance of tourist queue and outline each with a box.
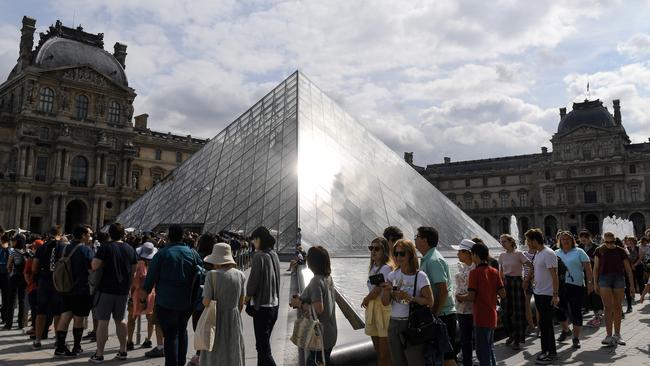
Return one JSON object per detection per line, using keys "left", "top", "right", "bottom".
{"left": 2, "top": 223, "right": 650, "bottom": 366}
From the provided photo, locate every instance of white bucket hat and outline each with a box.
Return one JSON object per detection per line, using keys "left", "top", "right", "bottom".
{"left": 136, "top": 241, "right": 158, "bottom": 260}
{"left": 451, "top": 239, "right": 475, "bottom": 252}
{"left": 204, "top": 242, "right": 236, "bottom": 266}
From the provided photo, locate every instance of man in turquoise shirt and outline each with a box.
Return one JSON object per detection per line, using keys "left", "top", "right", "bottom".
{"left": 416, "top": 226, "right": 457, "bottom": 366}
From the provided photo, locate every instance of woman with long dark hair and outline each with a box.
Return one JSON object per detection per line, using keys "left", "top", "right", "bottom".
{"left": 361, "top": 237, "right": 393, "bottom": 366}
{"left": 246, "top": 227, "right": 280, "bottom": 366}
{"left": 5, "top": 234, "right": 27, "bottom": 329}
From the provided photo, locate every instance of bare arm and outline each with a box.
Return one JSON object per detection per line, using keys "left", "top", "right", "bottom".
{"left": 549, "top": 267, "right": 559, "bottom": 305}
{"left": 239, "top": 295, "right": 245, "bottom": 312}
{"left": 91, "top": 258, "right": 103, "bottom": 271}
{"left": 583, "top": 261, "right": 594, "bottom": 293}
{"left": 457, "top": 289, "right": 476, "bottom": 303}
{"left": 432, "top": 282, "right": 447, "bottom": 315}
{"left": 624, "top": 259, "right": 636, "bottom": 295}
{"left": 380, "top": 283, "right": 392, "bottom": 306}
{"left": 593, "top": 256, "right": 600, "bottom": 294}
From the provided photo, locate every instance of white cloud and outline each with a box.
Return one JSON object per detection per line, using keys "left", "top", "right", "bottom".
{"left": 617, "top": 33, "right": 650, "bottom": 59}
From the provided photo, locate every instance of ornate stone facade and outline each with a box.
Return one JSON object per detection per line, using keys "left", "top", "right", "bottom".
{"left": 411, "top": 99, "right": 650, "bottom": 240}
{"left": 0, "top": 17, "right": 206, "bottom": 233}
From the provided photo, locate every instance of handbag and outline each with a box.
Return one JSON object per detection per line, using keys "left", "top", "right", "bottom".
{"left": 194, "top": 271, "right": 218, "bottom": 351}
{"left": 402, "top": 271, "right": 437, "bottom": 345}
{"left": 290, "top": 304, "right": 326, "bottom": 364}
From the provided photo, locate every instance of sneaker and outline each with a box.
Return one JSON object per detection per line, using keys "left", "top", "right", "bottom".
{"left": 601, "top": 335, "right": 613, "bottom": 345}
{"left": 89, "top": 354, "right": 104, "bottom": 363}
{"left": 586, "top": 317, "right": 601, "bottom": 328}
{"left": 626, "top": 307, "right": 633, "bottom": 314}
{"left": 511, "top": 342, "right": 521, "bottom": 351}
{"left": 32, "top": 341, "right": 42, "bottom": 349}
{"left": 82, "top": 331, "right": 96, "bottom": 340}
{"left": 145, "top": 347, "right": 164, "bottom": 358}
{"left": 71, "top": 346, "right": 83, "bottom": 356}
{"left": 505, "top": 337, "right": 513, "bottom": 346}
{"left": 536, "top": 353, "right": 548, "bottom": 361}
{"left": 535, "top": 354, "right": 556, "bottom": 365}
{"left": 557, "top": 330, "right": 572, "bottom": 342}
{"left": 54, "top": 346, "right": 70, "bottom": 357}
{"left": 572, "top": 337, "right": 581, "bottom": 349}
{"left": 115, "top": 352, "right": 127, "bottom": 360}
{"left": 126, "top": 341, "right": 134, "bottom": 351}
{"left": 141, "top": 339, "right": 152, "bottom": 348}
{"left": 613, "top": 334, "right": 626, "bottom": 345}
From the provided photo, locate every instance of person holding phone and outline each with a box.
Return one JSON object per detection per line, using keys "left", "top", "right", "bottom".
{"left": 361, "top": 237, "right": 394, "bottom": 366}
{"left": 381, "top": 239, "right": 433, "bottom": 366}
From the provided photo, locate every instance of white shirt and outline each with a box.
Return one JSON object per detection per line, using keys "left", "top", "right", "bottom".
{"left": 533, "top": 246, "right": 558, "bottom": 296}
{"left": 387, "top": 269, "right": 430, "bottom": 318}
{"left": 367, "top": 264, "right": 393, "bottom": 292}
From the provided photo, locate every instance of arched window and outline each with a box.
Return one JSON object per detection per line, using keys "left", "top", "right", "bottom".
{"left": 75, "top": 95, "right": 89, "bottom": 119}
{"left": 108, "top": 101, "right": 121, "bottom": 124}
{"left": 584, "top": 184, "right": 597, "bottom": 204}
{"left": 39, "top": 87, "right": 54, "bottom": 112}
{"left": 70, "top": 156, "right": 88, "bottom": 187}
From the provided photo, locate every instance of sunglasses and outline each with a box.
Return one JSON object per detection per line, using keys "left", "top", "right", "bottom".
{"left": 368, "top": 246, "right": 382, "bottom": 252}
{"left": 394, "top": 251, "right": 407, "bottom": 257}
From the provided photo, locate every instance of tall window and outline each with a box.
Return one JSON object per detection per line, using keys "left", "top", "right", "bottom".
{"left": 482, "top": 193, "right": 490, "bottom": 208}
{"left": 482, "top": 176, "right": 488, "bottom": 186}
{"left": 584, "top": 184, "right": 597, "bottom": 204}
{"left": 153, "top": 172, "right": 162, "bottom": 185}
{"left": 567, "top": 186, "right": 576, "bottom": 204}
{"left": 107, "top": 164, "right": 117, "bottom": 187}
{"left": 108, "top": 101, "right": 121, "bottom": 124}
{"left": 34, "top": 156, "right": 48, "bottom": 182}
{"left": 545, "top": 190, "right": 553, "bottom": 206}
{"left": 500, "top": 176, "right": 507, "bottom": 185}
{"left": 519, "top": 191, "right": 528, "bottom": 207}
{"left": 465, "top": 178, "right": 470, "bottom": 187}
{"left": 75, "top": 95, "right": 89, "bottom": 119}
{"left": 39, "top": 127, "right": 49, "bottom": 140}
{"left": 176, "top": 151, "right": 182, "bottom": 163}
{"left": 500, "top": 192, "right": 509, "bottom": 208}
{"left": 631, "top": 184, "right": 640, "bottom": 202}
{"left": 38, "top": 87, "right": 54, "bottom": 112}
{"left": 630, "top": 164, "right": 637, "bottom": 174}
{"left": 70, "top": 156, "right": 88, "bottom": 187}
{"left": 464, "top": 195, "right": 472, "bottom": 209}
{"left": 605, "top": 185, "right": 614, "bottom": 203}
{"left": 155, "top": 149, "right": 162, "bottom": 160}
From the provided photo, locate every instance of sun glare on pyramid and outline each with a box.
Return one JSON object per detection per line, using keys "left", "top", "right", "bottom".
{"left": 297, "top": 137, "right": 342, "bottom": 195}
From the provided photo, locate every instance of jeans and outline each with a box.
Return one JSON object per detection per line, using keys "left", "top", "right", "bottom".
{"left": 252, "top": 306, "right": 279, "bottom": 366}
{"left": 0, "top": 273, "right": 9, "bottom": 324}
{"left": 156, "top": 305, "right": 192, "bottom": 366}
{"left": 474, "top": 327, "right": 495, "bottom": 366}
{"left": 6, "top": 275, "right": 26, "bottom": 328}
{"left": 458, "top": 314, "right": 474, "bottom": 366}
{"left": 534, "top": 294, "right": 557, "bottom": 356}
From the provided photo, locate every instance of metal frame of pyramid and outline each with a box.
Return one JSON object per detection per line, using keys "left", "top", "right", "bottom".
{"left": 116, "top": 71, "right": 498, "bottom": 254}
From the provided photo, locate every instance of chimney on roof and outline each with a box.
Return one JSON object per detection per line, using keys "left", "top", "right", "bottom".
{"left": 541, "top": 147, "right": 548, "bottom": 154}
{"left": 613, "top": 99, "right": 621, "bottom": 125}
{"left": 444, "top": 157, "right": 451, "bottom": 164}
{"left": 559, "top": 107, "right": 566, "bottom": 120}
{"left": 19, "top": 16, "right": 36, "bottom": 70}
{"left": 134, "top": 113, "right": 148, "bottom": 130}
{"left": 404, "top": 152, "right": 413, "bottom": 165}
{"left": 113, "top": 42, "right": 127, "bottom": 69}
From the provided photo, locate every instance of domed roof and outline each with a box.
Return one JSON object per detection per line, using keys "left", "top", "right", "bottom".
{"left": 557, "top": 99, "right": 615, "bottom": 134}
{"left": 33, "top": 36, "right": 128, "bottom": 87}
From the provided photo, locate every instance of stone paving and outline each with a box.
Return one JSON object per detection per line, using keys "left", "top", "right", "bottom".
{"left": 2, "top": 277, "right": 650, "bottom": 365}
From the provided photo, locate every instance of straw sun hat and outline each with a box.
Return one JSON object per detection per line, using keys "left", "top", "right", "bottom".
{"left": 204, "top": 242, "right": 236, "bottom": 266}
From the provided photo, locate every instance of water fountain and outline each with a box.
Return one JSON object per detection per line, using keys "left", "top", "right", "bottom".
{"left": 602, "top": 215, "right": 635, "bottom": 239}
{"left": 510, "top": 214, "right": 520, "bottom": 246}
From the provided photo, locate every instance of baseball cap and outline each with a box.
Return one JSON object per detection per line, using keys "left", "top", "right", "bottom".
{"left": 451, "top": 239, "right": 475, "bottom": 252}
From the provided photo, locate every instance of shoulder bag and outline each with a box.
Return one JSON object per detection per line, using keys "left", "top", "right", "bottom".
{"left": 402, "top": 271, "right": 437, "bottom": 345}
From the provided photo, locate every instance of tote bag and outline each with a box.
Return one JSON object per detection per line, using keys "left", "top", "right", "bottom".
{"left": 194, "top": 271, "right": 218, "bottom": 351}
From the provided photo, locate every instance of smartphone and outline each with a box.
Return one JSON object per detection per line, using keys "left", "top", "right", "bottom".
{"left": 368, "top": 273, "right": 385, "bottom": 286}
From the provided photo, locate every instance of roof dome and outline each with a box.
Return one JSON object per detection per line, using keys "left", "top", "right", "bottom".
{"left": 33, "top": 36, "right": 128, "bottom": 86}
{"left": 557, "top": 99, "right": 615, "bottom": 134}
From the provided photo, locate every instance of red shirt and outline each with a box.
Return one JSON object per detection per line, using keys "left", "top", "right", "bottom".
{"left": 468, "top": 263, "right": 504, "bottom": 328}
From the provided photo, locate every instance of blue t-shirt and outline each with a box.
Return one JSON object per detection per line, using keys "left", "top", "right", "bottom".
{"left": 555, "top": 247, "right": 590, "bottom": 287}
{"left": 421, "top": 248, "right": 456, "bottom": 315}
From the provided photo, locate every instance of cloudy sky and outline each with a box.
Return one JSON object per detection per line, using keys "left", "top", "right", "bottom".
{"left": 1, "top": 0, "right": 650, "bottom": 165}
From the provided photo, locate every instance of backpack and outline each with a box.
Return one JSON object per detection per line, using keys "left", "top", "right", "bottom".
{"left": 12, "top": 250, "right": 26, "bottom": 275}
{"left": 189, "top": 249, "right": 206, "bottom": 311}
{"left": 643, "top": 249, "right": 650, "bottom": 272}
{"left": 0, "top": 247, "right": 9, "bottom": 274}
{"left": 53, "top": 243, "right": 82, "bottom": 293}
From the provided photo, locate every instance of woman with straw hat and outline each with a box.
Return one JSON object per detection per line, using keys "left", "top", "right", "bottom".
{"left": 199, "top": 243, "right": 246, "bottom": 366}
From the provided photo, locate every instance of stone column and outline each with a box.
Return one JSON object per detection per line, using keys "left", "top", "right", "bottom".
{"left": 98, "top": 199, "right": 105, "bottom": 228}
{"left": 126, "top": 159, "right": 132, "bottom": 188}
{"left": 22, "top": 193, "right": 30, "bottom": 228}
{"left": 95, "top": 155, "right": 102, "bottom": 185}
{"left": 53, "top": 149, "right": 62, "bottom": 181}
{"left": 50, "top": 194, "right": 59, "bottom": 227}
{"left": 14, "top": 194, "right": 23, "bottom": 228}
{"left": 58, "top": 195, "right": 66, "bottom": 227}
{"left": 62, "top": 151, "right": 70, "bottom": 181}
{"left": 17, "top": 146, "right": 25, "bottom": 178}
{"left": 100, "top": 155, "right": 107, "bottom": 184}
{"left": 25, "top": 146, "right": 34, "bottom": 178}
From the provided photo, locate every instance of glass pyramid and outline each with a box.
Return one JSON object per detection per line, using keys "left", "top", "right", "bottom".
{"left": 116, "top": 71, "right": 498, "bottom": 254}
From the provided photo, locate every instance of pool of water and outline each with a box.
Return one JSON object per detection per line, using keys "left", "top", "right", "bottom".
{"left": 331, "top": 256, "right": 460, "bottom": 316}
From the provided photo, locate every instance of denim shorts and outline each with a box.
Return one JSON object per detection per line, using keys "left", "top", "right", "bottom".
{"left": 598, "top": 274, "right": 625, "bottom": 289}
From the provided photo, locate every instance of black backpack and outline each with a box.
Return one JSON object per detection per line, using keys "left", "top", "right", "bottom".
{"left": 0, "top": 247, "right": 9, "bottom": 275}
{"left": 12, "top": 250, "right": 26, "bottom": 274}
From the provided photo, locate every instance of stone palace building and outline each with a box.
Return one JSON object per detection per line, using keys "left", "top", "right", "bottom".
{"left": 409, "top": 98, "right": 650, "bottom": 239}
{"left": 0, "top": 17, "right": 206, "bottom": 233}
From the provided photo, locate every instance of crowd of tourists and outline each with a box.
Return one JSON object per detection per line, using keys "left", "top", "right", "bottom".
{"left": 360, "top": 226, "right": 650, "bottom": 366}
{"left": 1, "top": 222, "right": 650, "bottom": 366}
